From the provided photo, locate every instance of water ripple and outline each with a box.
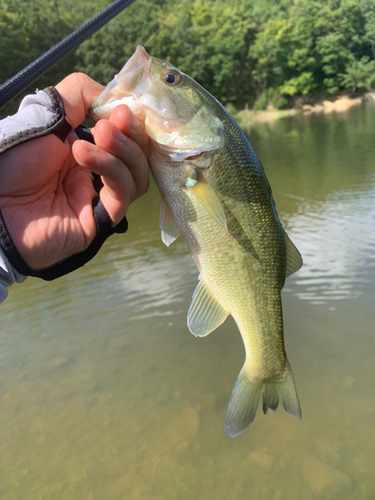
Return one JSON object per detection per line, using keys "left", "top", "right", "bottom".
{"left": 282, "top": 183, "right": 375, "bottom": 304}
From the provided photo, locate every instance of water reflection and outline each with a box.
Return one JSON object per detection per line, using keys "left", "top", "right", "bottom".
{"left": 250, "top": 103, "right": 375, "bottom": 306}
{"left": 0, "top": 103, "right": 375, "bottom": 500}
{"left": 284, "top": 185, "right": 375, "bottom": 304}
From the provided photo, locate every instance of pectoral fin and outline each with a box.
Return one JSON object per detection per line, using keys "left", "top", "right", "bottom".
{"left": 284, "top": 229, "right": 303, "bottom": 277}
{"left": 186, "top": 179, "right": 227, "bottom": 230}
{"left": 160, "top": 197, "right": 180, "bottom": 247}
{"left": 187, "top": 280, "right": 229, "bottom": 337}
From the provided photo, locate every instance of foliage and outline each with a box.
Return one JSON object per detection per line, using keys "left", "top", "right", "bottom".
{"left": 75, "top": 0, "right": 163, "bottom": 83}
{"left": 249, "top": 0, "right": 375, "bottom": 105}
{"left": 253, "top": 88, "right": 288, "bottom": 111}
{"left": 0, "top": 0, "right": 94, "bottom": 116}
{"left": 0, "top": 0, "right": 91, "bottom": 83}
{"left": 149, "top": 0, "right": 256, "bottom": 105}
{"left": 339, "top": 55, "right": 375, "bottom": 92}
{"left": 1, "top": 0, "right": 375, "bottom": 114}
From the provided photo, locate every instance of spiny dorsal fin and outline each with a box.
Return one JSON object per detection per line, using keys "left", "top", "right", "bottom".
{"left": 186, "top": 178, "right": 227, "bottom": 230}
{"left": 187, "top": 280, "right": 229, "bottom": 337}
{"left": 159, "top": 197, "right": 180, "bottom": 247}
{"left": 284, "top": 229, "right": 303, "bottom": 278}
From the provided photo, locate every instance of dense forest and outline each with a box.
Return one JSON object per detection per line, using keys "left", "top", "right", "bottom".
{"left": 1, "top": 0, "right": 375, "bottom": 116}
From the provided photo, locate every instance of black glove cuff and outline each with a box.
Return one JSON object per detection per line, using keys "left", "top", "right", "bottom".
{"left": 0, "top": 200, "right": 128, "bottom": 281}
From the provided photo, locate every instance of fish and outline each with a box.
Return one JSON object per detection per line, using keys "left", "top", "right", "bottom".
{"left": 90, "top": 46, "right": 303, "bottom": 438}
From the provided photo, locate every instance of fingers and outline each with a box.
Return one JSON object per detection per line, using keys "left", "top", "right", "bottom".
{"left": 72, "top": 140, "right": 134, "bottom": 224}
{"left": 55, "top": 73, "right": 104, "bottom": 129}
{"left": 93, "top": 106, "right": 150, "bottom": 195}
{"left": 72, "top": 106, "right": 150, "bottom": 225}
{"left": 108, "top": 104, "right": 150, "bottom": 159}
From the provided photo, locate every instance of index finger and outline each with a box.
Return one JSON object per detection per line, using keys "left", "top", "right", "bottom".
{"left": 55, "top": 73, "right": 104, "bottom": 129}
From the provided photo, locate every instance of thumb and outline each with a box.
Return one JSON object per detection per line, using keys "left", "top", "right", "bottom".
{"left": 55, "top": 73, "right": 104, "bottom": 129}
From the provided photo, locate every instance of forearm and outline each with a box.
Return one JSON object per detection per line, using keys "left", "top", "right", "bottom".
{"left": 0, "top": 91, "right": 51, "bottom": 303}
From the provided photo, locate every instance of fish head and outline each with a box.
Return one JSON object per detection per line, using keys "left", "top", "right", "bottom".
{"left": 90, "top": 46, "right": 224, "bottom": 160}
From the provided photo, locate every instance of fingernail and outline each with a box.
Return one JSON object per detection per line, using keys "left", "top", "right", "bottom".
{"left": 129, "top": 113, "right": 142, "bottom": 132}
{"left": 81, "top": 140, "right": 98, "bottom": 153}
{"left": 111, "top": 123, "right": 126, "bottom": 142}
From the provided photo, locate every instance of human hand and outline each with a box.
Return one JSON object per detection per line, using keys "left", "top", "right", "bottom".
{"left": 0, "top": 73, "right": 149, "bottom": 271}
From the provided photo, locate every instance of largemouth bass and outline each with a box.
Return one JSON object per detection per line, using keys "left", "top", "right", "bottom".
{"left": 90, "top": 46, "right": 303, "bottom": 437}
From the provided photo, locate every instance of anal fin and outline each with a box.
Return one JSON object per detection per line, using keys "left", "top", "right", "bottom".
{"left": 187, "top": 280, "right": 229, "bottom": 337}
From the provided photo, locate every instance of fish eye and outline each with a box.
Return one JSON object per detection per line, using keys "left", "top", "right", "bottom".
{"left": 163, "top": 71, "right": 182, "bottom": 86}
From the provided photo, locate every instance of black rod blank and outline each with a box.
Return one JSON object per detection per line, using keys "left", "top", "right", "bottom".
{"left": 0, "top": 0, "right": 136, "bottom": 108}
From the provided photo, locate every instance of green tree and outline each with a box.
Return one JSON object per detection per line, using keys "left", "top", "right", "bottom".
{"left": 2, "top": 0, "right": 375, "bottom": 116}
{"left": 76, "top": 0, "right": 164, "bottom": 83}
{"left": 150, "top": 0, "right": 256, "bottom": 105}
{"left": 0, "top": 0, "right": 91, "bottom": 116}
{"left": 249, "top": 0, "right": 375, "bottom": 108}
{"left": 340, "top": 55, "right": 375, "bottom": 92}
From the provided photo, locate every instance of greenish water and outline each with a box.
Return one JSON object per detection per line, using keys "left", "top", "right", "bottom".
{"left": 1, "top": 103, "right": 375, "bottom": 499}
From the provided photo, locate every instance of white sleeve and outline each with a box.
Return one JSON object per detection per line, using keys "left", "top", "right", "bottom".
{"left": 0, "top": 90, "right": 57, "bottom": 141}
{"left": 0, "top": 86, "right": 71, "bottom": 155}
{"left": 0, "top": 247, "right": 26, "bottom": 303}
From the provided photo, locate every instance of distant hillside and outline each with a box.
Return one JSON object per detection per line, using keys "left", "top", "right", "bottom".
{"left": 1, "top": 0, "right": 374, "bottom": 117}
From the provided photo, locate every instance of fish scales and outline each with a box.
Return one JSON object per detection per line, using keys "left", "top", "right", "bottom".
{"left": 90, "top": 46, "right": 303, "bottom": 437}
{"left": 153, "top": 108, "right": 287, "bottom": 377}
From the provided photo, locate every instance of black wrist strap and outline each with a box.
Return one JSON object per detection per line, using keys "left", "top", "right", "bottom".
{"left": 0, "top": 198, "right": 128, "bottom": 281}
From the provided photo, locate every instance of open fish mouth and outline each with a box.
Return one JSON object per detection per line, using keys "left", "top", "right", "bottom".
{"left": 90, "top": 46, "right": 191, "bottom": 131}
{"left": 90, "top": 46, "right": 224, "bottom": 159}
{"left": 90, "top": 46, "right": 152, "bottom": 119}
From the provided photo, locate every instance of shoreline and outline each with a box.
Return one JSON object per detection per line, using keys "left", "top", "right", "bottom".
{"left": 234, "top": 92, "right": 375, "bottom": 127}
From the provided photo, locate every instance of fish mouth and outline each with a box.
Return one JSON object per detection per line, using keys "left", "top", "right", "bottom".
{"left": 121, "top": 45, "right": 150, "bottom": 73}
{"left": 90, "top": 45, "right": 192, "bottom": 132}
{"left": 90, "top": 46, "right": 152, "bottom": 119}
{"left": 89, "top": 47, "right": 223, "bottom": 161}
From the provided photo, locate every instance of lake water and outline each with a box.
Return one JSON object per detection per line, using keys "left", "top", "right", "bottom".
{"left": 1, "top": 102, "right": 375, "bottom": 500}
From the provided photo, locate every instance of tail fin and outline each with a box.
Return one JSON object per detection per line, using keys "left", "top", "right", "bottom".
{"left": 224, "top": 360, "right": 301, "bottom": 438}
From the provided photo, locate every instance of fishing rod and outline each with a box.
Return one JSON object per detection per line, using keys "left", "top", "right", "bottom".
{"left": 0, "top": 0, "right": 136, "bottom": 108}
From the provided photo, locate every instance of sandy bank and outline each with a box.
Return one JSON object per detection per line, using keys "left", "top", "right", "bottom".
{"left": 235, "top": 92, "right": 375, "bottom": 127}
